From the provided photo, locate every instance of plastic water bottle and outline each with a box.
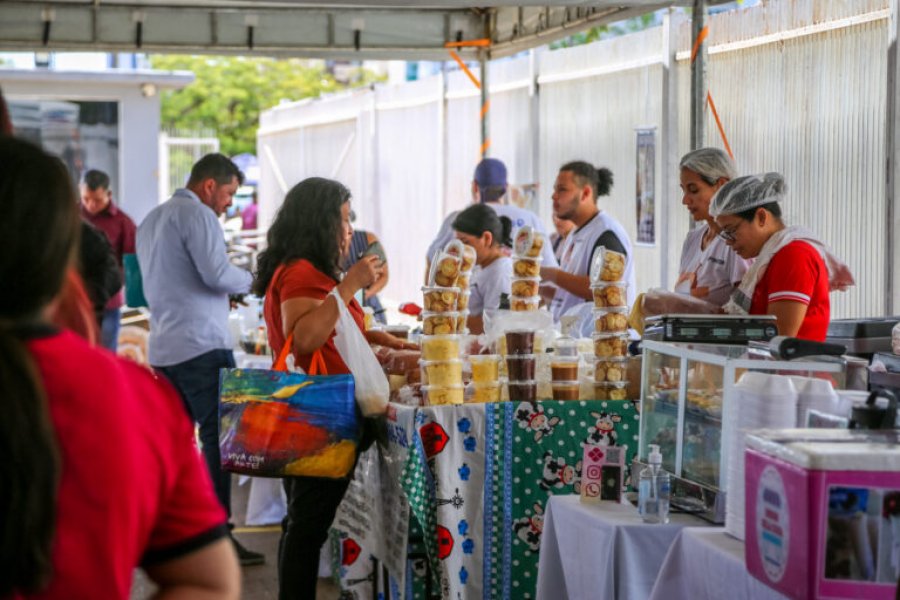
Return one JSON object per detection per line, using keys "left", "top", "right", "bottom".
{"left": 638, "top": 444, "right": 671, "bottom": 524}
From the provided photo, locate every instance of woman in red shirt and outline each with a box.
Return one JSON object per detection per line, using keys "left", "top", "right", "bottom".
{"left": 0, "top": 138, "right": 239, "bottom": 598}
{"left": 253, "top": 176, "right": 410, "bottom": 598}
{"left": 711, "top": 172, "right": 854, "bottom": 341}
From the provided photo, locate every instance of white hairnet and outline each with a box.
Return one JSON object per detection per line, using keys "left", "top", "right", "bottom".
{"left": 709, "top": 172, "right": 786, "bottom": 217}
{"left": 679, "top": 147, "right": 737, "bottom": 184}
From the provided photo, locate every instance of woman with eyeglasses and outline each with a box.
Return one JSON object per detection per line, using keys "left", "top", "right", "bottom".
{"left": 675, "top": 148, "right": 751, "bottom": 306}
{"left": 710, "top": 172, "right": 854, "bottom": 341}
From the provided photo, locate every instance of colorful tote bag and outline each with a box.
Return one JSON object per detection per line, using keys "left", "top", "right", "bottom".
{"left": 219, "top": 334, "right": 361, "bottom": 478}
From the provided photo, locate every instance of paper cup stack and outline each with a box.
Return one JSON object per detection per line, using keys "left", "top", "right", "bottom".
{"left": 589, "top": 247, "right": 630, "bottom": 400}
{"left": 420, "top": 240, "right": 473, "bottom": 405}
{"left": 790, "top": 375, "right": 839, "bottom": 427}
{"left": 724, "top": 372, "right": 798, "bottom": 540}
{"left": 510, "top": 226, "right": 543, "bottom": 312}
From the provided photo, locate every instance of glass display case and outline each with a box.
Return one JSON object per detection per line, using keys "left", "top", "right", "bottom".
{"left": 637, "top": 340, "right": 846, "bottom": 523}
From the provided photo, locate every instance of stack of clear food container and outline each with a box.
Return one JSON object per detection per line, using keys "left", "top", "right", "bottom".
{"left": 510, "top": 226, "right": 543, "bottom": 313}
{"left": 505, "top": 329, "right": 537, "bottom": 402}
{"left": 590, "top": 248, "right": 630, "bottom": 400}
{"left": 420, "top": 240, "right": 469, "bottom": 405}
{"left": 550, "top": 316, "right": 581, "bottom": 400}
{"left": 454, "top": 241, "right": 475, "bottom": 332}
{"left": 468, "top": 354, "right": 503, "bottom": 403}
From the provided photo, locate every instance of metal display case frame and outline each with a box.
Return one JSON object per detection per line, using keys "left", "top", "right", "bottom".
{"left": 636, "top": 340, "right": 845, "bottom": 523}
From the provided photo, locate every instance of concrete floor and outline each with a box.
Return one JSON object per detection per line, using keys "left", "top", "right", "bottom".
{"left": 130, "top": 477, "right": 339, "bottom": 599}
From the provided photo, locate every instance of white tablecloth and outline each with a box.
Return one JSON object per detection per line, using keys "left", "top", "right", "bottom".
{"left": 648, "top": 527, "right": 789, "bottom": 600}
{"left": 536, "top": 495, "right": 708, "bottom": 600}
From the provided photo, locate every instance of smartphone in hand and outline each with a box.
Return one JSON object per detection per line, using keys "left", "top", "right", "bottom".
{"left": 360, "top": 240, "right": 387, "bottom": 266}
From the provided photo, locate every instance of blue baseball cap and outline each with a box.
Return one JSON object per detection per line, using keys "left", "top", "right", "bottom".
{"left": 473, "top": 158, "right": 507, "bottom": 188}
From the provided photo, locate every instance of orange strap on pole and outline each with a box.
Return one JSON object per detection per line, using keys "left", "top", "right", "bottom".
{"left": 706, "top": 91, "right": 734, "bottom": 160}
{"left": 479, "top": 99, "right": 491, "bottom": 120}
{"left": 449, "top": 50, "right": 481, "bottom": 90}
{"left": 690, "top": 25, "right": 709, "bottom": 64}
{"left": 446, "top": 40, "right": 492, "bottom": 156}
{"left": 444, "top": 39, "right": 491, "bottom": 48}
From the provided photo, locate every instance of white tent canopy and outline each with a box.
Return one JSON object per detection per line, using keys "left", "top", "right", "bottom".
{"left": 0, "top": 1, "right": 688, "bottom": 59}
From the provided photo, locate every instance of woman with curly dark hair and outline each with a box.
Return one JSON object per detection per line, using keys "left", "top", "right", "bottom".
{"left": 254, "top": 176, "right": 410, "bottom": 598}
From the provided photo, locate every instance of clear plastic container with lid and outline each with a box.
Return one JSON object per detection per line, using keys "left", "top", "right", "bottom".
{"left": 506, "top": 354, "right": 536, "bottom": 380}
{"left": 507, "top": 380, "right": 537, "bottom": 402}
{"left": 555, "top": 315, "right": 580, "bottom": 357}
{"left": 593, "top": 307, "right": 630, "bottom": 333}
{"left": 591, "top": 282, "right": 628, "bottom": 308}
{"left": 594, "top": 381, "right": 629, "bottom": 400}
{"left": 510, "top": 277, "right": 541, "bottom": 297}
{"left": 423, "top": 384, "right": 465, "bottom": 406}
{"left": 510, "top": 295, "right": 540, "bottom": 312}
{"left": 459, "top": 244, "right": 477, "bottom": 274}
{"left": 419, "top": 359, "right": 463, "bottom": 386}
{"left": 422, "top": 286, "right": 460, "bottom": 312}
{"left": 422, "top": 311, "right": 460, "bottom": 335}
{"left": 421, "top": 334, "right": 461, "bottom": 361}
{"left": 512, "top": 257, "right": 542, "bottom": 278}
{"left": 506, "top": 329, "right": 536, "bottom": 355}
{"left": 513, "top": 226, "right": 545, "bottom": 258}
{"left": 590, "top": 247, "right": 628, "bottom": 283}
{"left": 469, "top": 354, "right": 501, "bottom": 383}
{"left": 468, "top": 381, "right": 502, "bottom": 403}
{"left": 457, "top": 290, "right": 472, "bottom": 311}
{"left": 593, "top": 332, "right": 630, "bottom": 358}
{"left": 594, "top": 357, "right": 629, "bottom": 383}
{"left": 552, "top": 381, "right": 580, "bottom": 401}
{"left": 428, "top": 251, "right": 461, "bottom": 287}
{"left": 550, "top": 356, "right": 579, "bottom": 382}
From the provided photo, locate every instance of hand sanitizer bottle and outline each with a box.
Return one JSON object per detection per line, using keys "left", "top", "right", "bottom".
{"left": 638, "top": 444, "right": 670, "bottom": 524}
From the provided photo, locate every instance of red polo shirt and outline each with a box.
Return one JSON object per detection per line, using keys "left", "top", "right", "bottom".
{"left": 750, "top": 240, "right": 830, "bottom": 342}
{"left": 81, "top": 202, "right": 137, "bottom": 309}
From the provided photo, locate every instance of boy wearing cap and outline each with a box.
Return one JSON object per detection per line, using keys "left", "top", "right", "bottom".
{"left": 425, "top": 158, "right": 558, "bottom": 278}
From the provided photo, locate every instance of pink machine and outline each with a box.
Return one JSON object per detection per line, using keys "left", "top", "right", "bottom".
{"left": 744, "top": 429, "right": 900, "bottom": 600}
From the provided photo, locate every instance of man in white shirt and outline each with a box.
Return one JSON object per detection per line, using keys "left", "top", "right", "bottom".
{"left": 425, "top": 158, "right": 558, "bottom": 279}
{"left": 541, "top": 161, "right": 637, "bottom": 322}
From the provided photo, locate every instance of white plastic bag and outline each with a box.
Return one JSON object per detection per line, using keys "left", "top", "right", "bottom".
{"left": 330, "top": 289, "right": 390, "bottom": 416}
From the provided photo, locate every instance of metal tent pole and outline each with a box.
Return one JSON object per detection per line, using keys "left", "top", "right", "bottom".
{"left": 886, "top": 0, "right": 899, "bottom": 314}
{"left": 690, "top": 0, "right": 708, "bottom": 150}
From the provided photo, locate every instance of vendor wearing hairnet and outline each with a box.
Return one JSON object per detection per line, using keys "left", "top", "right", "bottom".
{"left": 675, "top": 148, "right": 751, "bottom": 306}
{"left": 710, "top": 173, "right": 854, "bottom": 341}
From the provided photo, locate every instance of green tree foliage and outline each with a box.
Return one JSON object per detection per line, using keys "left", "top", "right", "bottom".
{"left": 149, "top": 55, "right": 384, "bottom": 156}
{"left": 550, "top": 13, "right": 660, "bottom": 50}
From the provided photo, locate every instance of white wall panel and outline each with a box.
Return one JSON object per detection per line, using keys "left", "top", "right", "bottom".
{"left": 676, "top": 0, "right": 889, "bottom": 318}
{"left": 260, "top": 0, "right": 894, "bottom": 319}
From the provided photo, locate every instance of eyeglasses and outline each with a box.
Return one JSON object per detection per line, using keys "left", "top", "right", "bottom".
{"left": 718, "top": 220, "right": 746, "bottom": 242}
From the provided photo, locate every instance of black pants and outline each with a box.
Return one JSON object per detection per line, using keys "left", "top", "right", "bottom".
{"left": 278, "top": 476, "right": 351, "bottom": 599}
{"left": 156, "top": 349, "right": 236, "bottom": 518}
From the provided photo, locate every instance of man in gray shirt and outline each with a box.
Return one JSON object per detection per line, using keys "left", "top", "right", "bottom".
{"left": 137, "top": 153, "right": 262, "bottom": 566}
